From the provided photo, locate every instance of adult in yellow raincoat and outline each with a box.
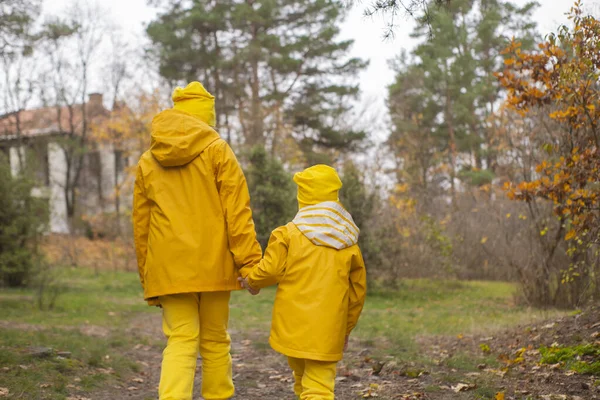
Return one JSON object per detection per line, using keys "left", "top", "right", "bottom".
{"left": 132, "top": 81, "right": 262, "bottom": 400}
{"left": 240, "top": 165, "right": 367, "bottom": 400}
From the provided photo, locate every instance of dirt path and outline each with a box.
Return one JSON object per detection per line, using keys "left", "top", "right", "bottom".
{"left": 91, "top": 313, "right": 399, "bottom": 400}
{"left": 87, "top": 307, "right": 600, "bottom": 400}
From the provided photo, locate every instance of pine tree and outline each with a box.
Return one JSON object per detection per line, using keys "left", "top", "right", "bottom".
{"left": 246, "top": 146, "right": 296, "bottom": 248}
{"left": 146, "top": 0, "right": 367, "bottom": 162}
{"left": 387, "top": 0, "right": 538, "bottom": 198}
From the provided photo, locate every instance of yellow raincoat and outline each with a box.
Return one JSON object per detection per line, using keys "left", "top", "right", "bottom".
{"left": 132, "top": 108, "right": 262, "bottom": 302}
{"left": 246, "top": 166, "right": 367, "bottom": 362}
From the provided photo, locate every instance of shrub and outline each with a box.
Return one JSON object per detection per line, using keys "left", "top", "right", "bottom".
{"left": 0, "top": 155, "right": 49, "bottom": 287}
{"left": 246, "top": 146, "right": 296, "bottom": 248}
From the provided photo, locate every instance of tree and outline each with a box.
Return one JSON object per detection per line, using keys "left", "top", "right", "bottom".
{"left": 90, "top": 90, "right": 160, "bottom": 235}
{"left": 0, "top": 154, "right": 48, "bottom": 287}
{"left": 339, "top": 161, "right": 380, "bottom": 271}
{"left": 361, "top": 0, "right": 451, "bottom": 38}
{"left": 0, "top": 0, "right": 42, "bottom": 170}
{"left": 0, "top": 0, "right": 40, "bottom": 56}
{"left": 246, "top": 146, "right": 296, "bottom": 248}
{"left": 39, "top": 1, "right": 107, "bottom": 230}
{"left": 146, "top": 0, "right": 367, "bottom": 163}
{"left": 500, "top": 2, "right": 600, "bottom": 305}
{"left": 387, "top": 0, "right": 538, "bottom": 204}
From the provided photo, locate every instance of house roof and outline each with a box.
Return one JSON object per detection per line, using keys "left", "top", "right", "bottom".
{"left": 0, "top": 95, "right": 109, "bottom": 141}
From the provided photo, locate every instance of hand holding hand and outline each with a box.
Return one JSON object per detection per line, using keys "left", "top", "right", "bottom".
{"left": 238, "top": 277, "right": 260, "bottom": 295}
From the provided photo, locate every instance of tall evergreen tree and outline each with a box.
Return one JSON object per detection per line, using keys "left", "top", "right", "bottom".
{"left": 387, "top": 0, "right": 538, "bottom": 199}
{"left": 146, "top": 0, "right": 367, "bottom": 163}
{"left": 246, "top": 146, "right": 296, "bottom": 248}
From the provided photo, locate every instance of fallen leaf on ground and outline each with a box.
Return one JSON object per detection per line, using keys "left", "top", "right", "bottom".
{"left": 0, "top": 388, "right": 8, "bottom": 397}
{"left": 131, "top": 377, "right": 144, "bottom": 383}
{"left": 495, "top": 393, "right": 505, "bottom": 400}
{"left": 361, "top": 383, "right": 380, "bottom": 398}
{"left": 451, "top": 383, "right": 476, "bottom": 392}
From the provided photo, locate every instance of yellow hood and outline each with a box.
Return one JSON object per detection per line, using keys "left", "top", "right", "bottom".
{"left": 150, "top": 109, "right": 220, "bottom": 167}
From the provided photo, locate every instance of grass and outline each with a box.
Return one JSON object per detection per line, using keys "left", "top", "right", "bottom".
{"left": 232, "top": 278, "right": 564, "bottom": 360}
{"left": 0, "top": 268, "right": 156, "bottom": 399}
{"left": 539, "top": 343, "right": 600, "bottom": 375}
{"left": 0, "top": 268, "right": 567, "bottom": 398}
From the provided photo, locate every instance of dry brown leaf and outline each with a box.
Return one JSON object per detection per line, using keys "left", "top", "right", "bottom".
{"left": 0, "top": 388, "right": 8, "bottom": 397}
{"left": 451, "top": 383, "right": 476, "bottom": 392}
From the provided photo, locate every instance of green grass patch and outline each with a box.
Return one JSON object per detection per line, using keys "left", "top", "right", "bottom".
{"left": 0, "top": 267, "right": 152, "bottom": 327}
{"left": 445, "top": 353, "right": 499, "bottom": 372}
{"left": 352, "top": 280, "right": 563, "bottom": 358}
{"left": 539, "top": 343, "right": 600, "bottom": 375}
{"left": 0, "top": 268, "right": 157, "bottom": 399}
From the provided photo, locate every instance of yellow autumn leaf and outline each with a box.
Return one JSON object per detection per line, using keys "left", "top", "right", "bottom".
{"left": 495, "top": 392, "right": 505, "bottom": 400}
{"left": 565, "top": 230, "right": 576, "bottom": 241}
{"left": 506, "top": 213, "right": 511, "bottom": 218}
{"left": 481, "top": 237, "right": 488, "bottom": 244}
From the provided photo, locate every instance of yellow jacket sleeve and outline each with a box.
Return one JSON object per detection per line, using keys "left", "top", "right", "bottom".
{"left": 215, "top": 142, "right": 262, "bottom": 276}
{"left": 247, "top": 226, "right": 288, "bottom": 289}
{"left": 132, "top": 165, "right": 151, "bottom": 289}
{"left": 347, "top": 249, "right": 367, "bottom": 335}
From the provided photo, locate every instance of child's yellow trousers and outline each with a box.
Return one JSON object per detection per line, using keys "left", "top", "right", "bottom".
{"left": 287, "top": 357, "right": 337, "bottom": 399}
{"left": 159, "top": 292, "right": 233, "bottom": 400}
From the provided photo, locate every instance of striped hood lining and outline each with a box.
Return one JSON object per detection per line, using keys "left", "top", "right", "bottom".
{"left": 292, "top": 201, "right": 360, "bottom": 250}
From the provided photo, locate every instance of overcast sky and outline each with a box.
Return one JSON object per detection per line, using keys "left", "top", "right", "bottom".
{"left": 40, "top": 0, "right": 578, "bottom": 118}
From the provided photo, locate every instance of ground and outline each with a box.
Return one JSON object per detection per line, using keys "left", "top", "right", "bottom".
{"left": 0, "top": 268, "right": 598, "bottom": 399}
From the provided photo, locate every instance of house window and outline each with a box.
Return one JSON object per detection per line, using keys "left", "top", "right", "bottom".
{"left": 0, "top": 146, "right": 9, "bottom": 163}
{"left": 27, "top": 141, "right": 50, "bottom": 186}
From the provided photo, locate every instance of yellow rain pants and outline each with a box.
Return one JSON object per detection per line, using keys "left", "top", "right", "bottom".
{"left": 159, "top": 292, "right": 233, "bottom": 400}
{"left": 287, "top": 357, "right": 337, "bottom": 400}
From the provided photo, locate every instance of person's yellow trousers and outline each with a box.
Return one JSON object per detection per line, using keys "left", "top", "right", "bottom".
{"left": 159, "top": 292, "right": 233, "bottom": 400}
{"left": 287, "top": 357, "right": 337, "bottom": 400}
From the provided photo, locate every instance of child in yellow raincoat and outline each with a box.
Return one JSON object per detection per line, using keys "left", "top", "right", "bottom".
{"left": 132, "top": 81, "right": 262, "bottom": 400}
{"left": 239, "top": 164, "right": 367, "bottom": 400}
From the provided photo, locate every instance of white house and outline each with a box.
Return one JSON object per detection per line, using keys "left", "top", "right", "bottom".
{"left": 0, "top": 93, "right": 132, "bottom": 234}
